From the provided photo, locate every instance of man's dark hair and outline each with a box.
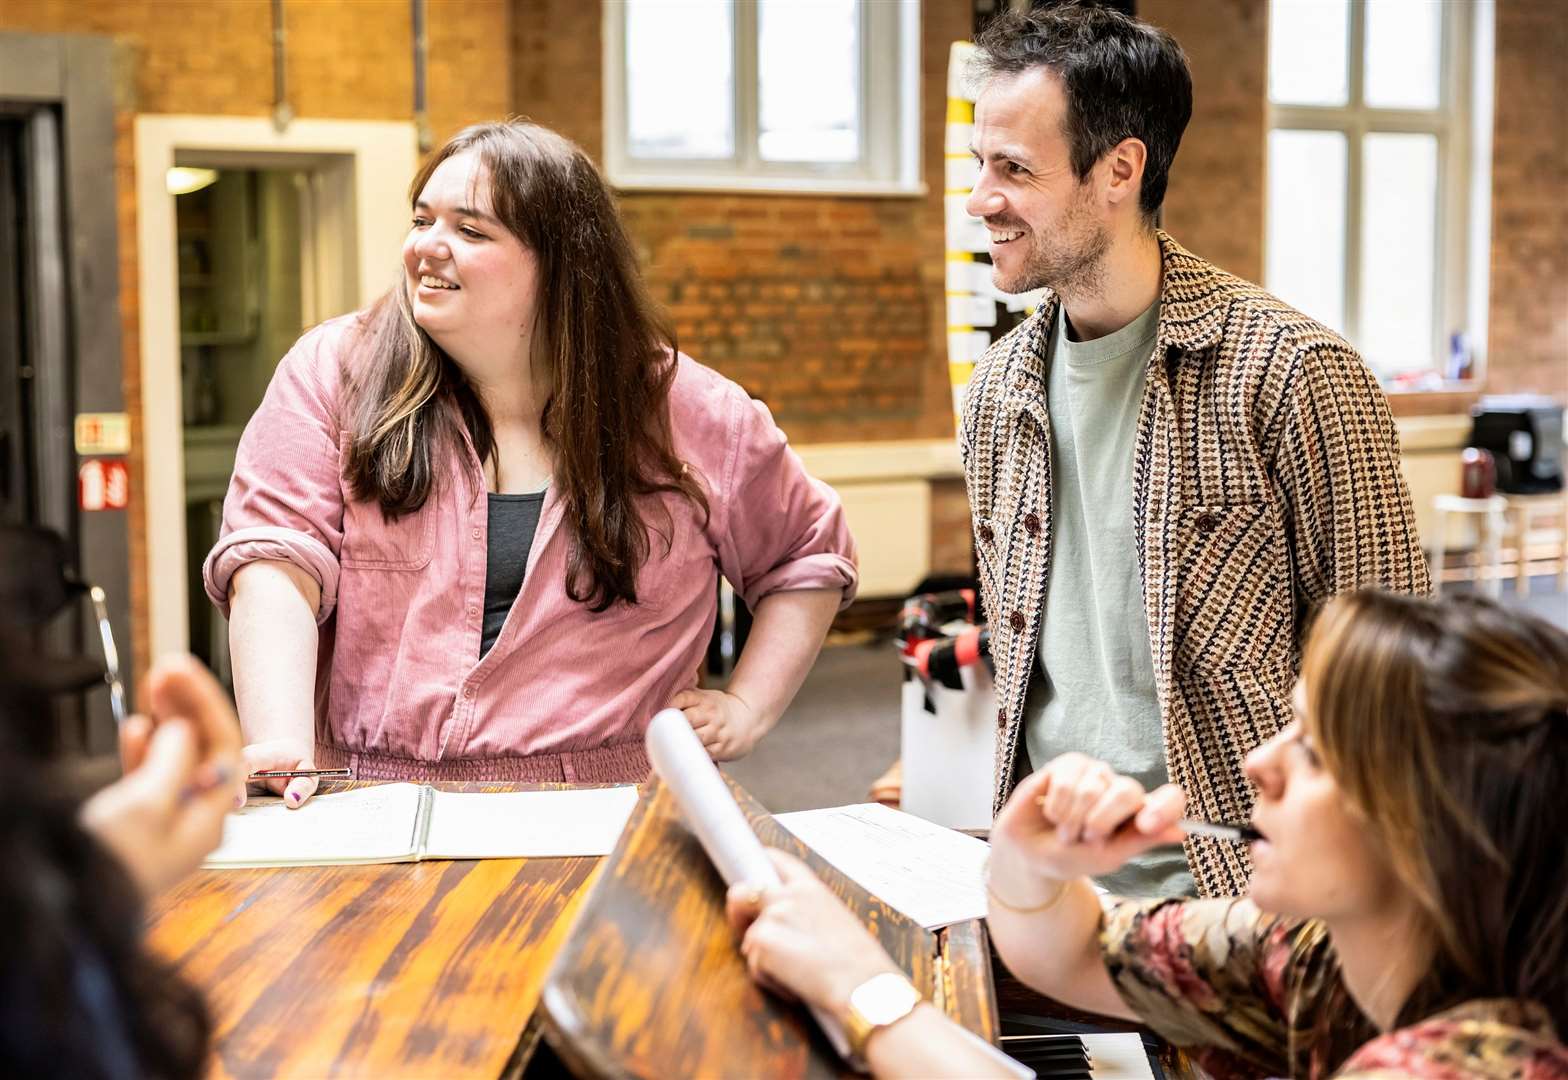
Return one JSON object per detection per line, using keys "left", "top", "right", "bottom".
{"left": 974, "top": 2, "right": 1193, "bottom": 220}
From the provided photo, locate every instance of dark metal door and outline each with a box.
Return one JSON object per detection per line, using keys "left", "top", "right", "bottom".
{"left": 0, "top": 117, "right": 36, "bottom": 525}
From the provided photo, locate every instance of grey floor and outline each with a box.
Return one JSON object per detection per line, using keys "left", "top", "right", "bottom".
{"left": 729, "top": 576, "right": 1568, "bottom": 813}
{"left": 723, "top": 640, "right": 904, "bottom": 813}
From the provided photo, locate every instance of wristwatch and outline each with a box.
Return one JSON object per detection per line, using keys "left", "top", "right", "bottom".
{"left": 843, "top": 972, "right": 923, "bottom": 1068}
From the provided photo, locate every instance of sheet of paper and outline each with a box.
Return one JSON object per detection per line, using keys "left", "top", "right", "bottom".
{"left": 423, "top": 786, "right": 639, "bottom": 859}
{"left": 773, "top": 803, "right": 990, "bottom": 929}
{"left": 206, "top": 783, "right": 425, "bottom": 867}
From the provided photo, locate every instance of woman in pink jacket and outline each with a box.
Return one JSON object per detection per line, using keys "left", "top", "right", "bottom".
{"left": 206, "top": 121, "right": 857, "bottom": 806}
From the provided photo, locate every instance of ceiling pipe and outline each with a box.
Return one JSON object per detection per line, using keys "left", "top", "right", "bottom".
{"left": 413, "top": 0, "right": 433, "bottom": 152}
{"left": 271, "top": 0, "right": 293, "bottom": 131}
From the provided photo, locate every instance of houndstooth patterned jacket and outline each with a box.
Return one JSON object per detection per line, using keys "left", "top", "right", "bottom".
{"left": 960, "top": 232, "right": 1430, "bottom": 897}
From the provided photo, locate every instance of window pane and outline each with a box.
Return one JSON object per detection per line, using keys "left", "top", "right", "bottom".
{"left": 1268, "top": 0, "right": 1349, "bottom": 105}
{"left": 626, "top": 0, "right": 734, "bottom": 159}
{"left": 1364, "top": 0, "right": 1442, "bottom": 109}
{"left": 1266, "top": 130, "right": 1348, "bottom": 333}
{"left": 1359, "top": 133, "right": 1439, "bottom": 374}
{"left": 758, "top": 0, "right": 859, "bottom": 162}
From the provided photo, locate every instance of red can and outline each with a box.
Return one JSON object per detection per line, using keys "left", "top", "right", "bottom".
{"left": 1460, "top": 447, "right": 1496, "bottom": 499}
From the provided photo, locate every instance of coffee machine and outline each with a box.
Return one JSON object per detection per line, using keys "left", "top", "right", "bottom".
{"left": 1468, "top": 395, "right": 1564, "bottom": 494}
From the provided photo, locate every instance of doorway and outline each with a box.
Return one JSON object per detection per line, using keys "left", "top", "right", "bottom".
{"left": 135, "top": 117, "right": 416, "bottom": 663}
{"left": 173, "top": 164, "right": 321, "bottom": 679}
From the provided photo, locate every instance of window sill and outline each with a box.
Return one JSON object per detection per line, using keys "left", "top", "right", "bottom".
{"left": 607, "top": 173, "right": 928, "bottom": 199}
{"left": 1383, "top": 385, "right": 1481, "bottom": 417}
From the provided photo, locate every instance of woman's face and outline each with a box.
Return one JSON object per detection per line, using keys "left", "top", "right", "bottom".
{"left": 402, "top": 149, "right": 540, "bottom": 365}
{"left": 1243, "top": 683, "right": 1404, "bottom": 922}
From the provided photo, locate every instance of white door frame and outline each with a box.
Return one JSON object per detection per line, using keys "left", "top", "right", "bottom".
{"left": 135, "top": 116, "right": 417, "bottom": 660}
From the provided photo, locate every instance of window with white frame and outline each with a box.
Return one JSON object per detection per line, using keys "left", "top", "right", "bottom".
{"left": 1265, "top": 0, "right": 1492, "bottom": 385}
{"left": 604, "top": 0, "right": 922, "bottom": 195}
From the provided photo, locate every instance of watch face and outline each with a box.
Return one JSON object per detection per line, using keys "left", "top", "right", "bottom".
{"left": 850, "top": 973, "right": 922, "bottom": 1026}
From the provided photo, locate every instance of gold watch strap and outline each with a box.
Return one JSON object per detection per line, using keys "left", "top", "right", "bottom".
{"left": 844, "top": 973, "right": 923, "bottom": 1064}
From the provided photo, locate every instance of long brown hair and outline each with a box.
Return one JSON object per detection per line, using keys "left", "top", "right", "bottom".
{"left": 342, "top": 120, "right": 707, "bottom": 611}
{"left": 1301, "top": 590, "right": 1568, "bottom": 1038}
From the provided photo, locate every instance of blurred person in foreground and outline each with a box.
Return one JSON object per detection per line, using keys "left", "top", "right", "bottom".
{"left": 0, "top": 634, "right": 241, "bottom": 1078}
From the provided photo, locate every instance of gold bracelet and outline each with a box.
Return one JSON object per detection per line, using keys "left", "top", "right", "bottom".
{"left": 983, "top": 855, "right": 1069, "bottom": 914}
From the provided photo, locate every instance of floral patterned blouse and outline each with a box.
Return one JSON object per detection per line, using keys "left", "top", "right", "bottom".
{"left": 1099, "top": 897, "right": 1567, "bottom": 1079}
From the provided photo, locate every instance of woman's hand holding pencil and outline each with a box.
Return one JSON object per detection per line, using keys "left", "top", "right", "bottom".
{"left": 988, "top": 753, "right": 1190, "bottom": 898}
{"left": 237, "top": 736, "right": 324, "bottom": 810}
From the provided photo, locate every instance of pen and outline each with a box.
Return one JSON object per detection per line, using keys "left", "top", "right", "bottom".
{"left": 1178, "top": 818, "right": 1263, "bottom": 843}
{"left": 246, "top": 768, "right": 355, "bottom": 781}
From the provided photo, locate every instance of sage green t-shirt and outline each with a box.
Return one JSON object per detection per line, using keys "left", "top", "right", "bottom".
{"left": 1023, "top": 298, "right": 1195, "bottom": 898}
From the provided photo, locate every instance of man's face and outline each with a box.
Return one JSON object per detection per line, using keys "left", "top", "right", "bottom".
{"left": 966, "top": 67, "right": 1109, "bottom": 296}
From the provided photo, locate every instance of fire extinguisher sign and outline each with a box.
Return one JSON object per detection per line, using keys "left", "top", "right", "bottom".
{"left": 79, "top": 458, "right": 130, "bottom": 511}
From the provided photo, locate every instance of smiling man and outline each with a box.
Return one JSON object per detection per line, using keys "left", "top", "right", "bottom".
{"left": 960, "top": 4, "right": 1429, "bottom": 898}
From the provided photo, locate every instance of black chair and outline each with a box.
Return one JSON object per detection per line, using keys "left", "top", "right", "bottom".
{"left": 0, "top": 525, "right": 127, "bottom": 728}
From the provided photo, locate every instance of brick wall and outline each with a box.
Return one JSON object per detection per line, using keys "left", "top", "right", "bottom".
{"left": 1487, "top": 0, "right": 1568, "bottom": 397}
{"left": 5, "top": 0, "right": 510, "bottom": 137}
{"left": 1141, "top": 0, "right": 1268, "bottom": 283}
{"left": 2, "top": 0, "right": 511, "bottom": 677}
{"left": 511, "top": 0, "right": 966, "bottom": 443}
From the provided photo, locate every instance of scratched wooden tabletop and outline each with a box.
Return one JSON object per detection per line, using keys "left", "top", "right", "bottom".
{"left": 145, "top": 782, "right": 609, "bottom": 1079}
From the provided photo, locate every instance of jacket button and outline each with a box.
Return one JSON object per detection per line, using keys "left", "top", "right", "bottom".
{"left": 463, "top": 686, "right": 475, "bottom": 699}
{"left": 997, "top": 707, "right": 1006, "bottom": 726}
{"left": 1009, "top": 610, "right": 1025, "bottom": 631}
{"left": 978, "top": 524, "right": 994, "bottom": 543}
{"left": 1023, "top": 513, "right": 1041, "bottom": 536}
{"left": 1196, "top": 512, "right": 1220, "bottom": 534}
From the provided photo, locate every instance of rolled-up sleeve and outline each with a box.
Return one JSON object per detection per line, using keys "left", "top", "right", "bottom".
{"left": 203, "top": 323, "right": 349, "bottom": 624}
{"left": 716, "top": 390, "right": 858, "bottom": 612}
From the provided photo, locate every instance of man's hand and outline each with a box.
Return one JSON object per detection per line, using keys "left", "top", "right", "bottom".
{"left": 667, "top": 687, "right": 770, "bottom": 761}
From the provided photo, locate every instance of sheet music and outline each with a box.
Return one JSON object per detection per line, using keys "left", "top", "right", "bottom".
{"left": 206, "top": 783, "right": 426, "bottom": 867}
{"left": 773, "top": 803, "right": 990, "bottom": 929}
{"left": 423, "top": 786, "right": 638, "bottom": 859}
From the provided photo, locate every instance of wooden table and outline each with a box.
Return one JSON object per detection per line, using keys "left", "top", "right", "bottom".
{"left": 146, "top": 783, "right": 605, "bottom": 1079}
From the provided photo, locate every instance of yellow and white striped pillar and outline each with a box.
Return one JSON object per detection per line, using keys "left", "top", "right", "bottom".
{"left": 943, "top": 41, "right": 1046, "bottom": 426}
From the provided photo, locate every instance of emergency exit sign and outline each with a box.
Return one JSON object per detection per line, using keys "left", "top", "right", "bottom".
{"left": 74, "top": 412, "right": 131, "bottom": 455}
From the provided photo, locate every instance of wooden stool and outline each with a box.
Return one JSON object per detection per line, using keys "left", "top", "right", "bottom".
{"left": 1501, "top": 492, "right": 1568, "bottom": 595}
{"left": 1431, "top": 495, "right": 1507, "bottom": 596}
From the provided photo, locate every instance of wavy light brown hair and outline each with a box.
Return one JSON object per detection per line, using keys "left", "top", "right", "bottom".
{"left": 1301, "top": 589, "right": 1568, "bottom": 1036}
{"left": 342, "top": 120, "right": 707, "bottom": 611}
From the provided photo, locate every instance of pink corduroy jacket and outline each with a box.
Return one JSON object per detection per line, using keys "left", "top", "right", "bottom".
{"left": 204, "top": 315, "right": 858, "bottom": 783}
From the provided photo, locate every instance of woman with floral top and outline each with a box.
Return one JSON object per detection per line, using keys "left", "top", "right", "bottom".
{"left": 727, "top": 590, "right": 1568, "bottom": 1079}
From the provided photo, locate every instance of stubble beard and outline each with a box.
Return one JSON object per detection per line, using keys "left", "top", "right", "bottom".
{"left": 995, "top": 186, "right": 1110, "bottom": 303}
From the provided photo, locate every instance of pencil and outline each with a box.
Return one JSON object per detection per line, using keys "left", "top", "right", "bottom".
{"left": 246, "top": 768, "right": 354, "bottom": 780}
